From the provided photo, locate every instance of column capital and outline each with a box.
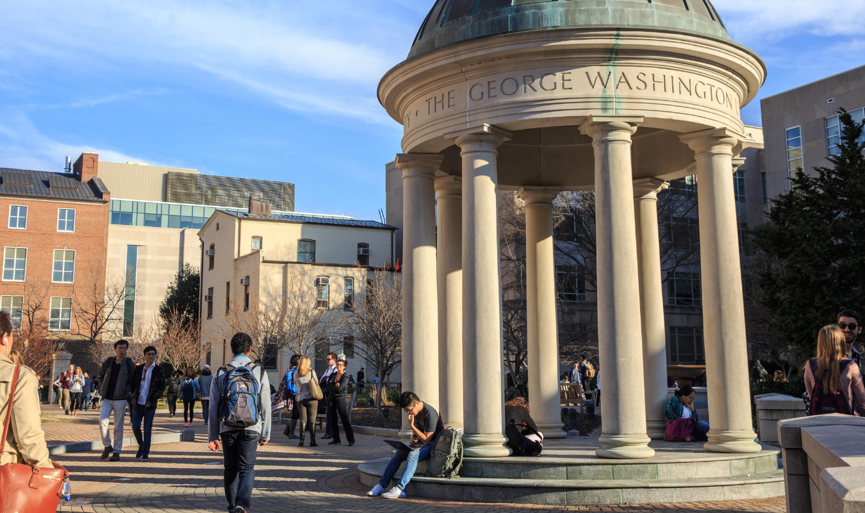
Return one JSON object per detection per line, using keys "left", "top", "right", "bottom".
{"left": 633, "top": 178, "right": 669, "bottom": 200}
{"left": 579, "top": 115, "right": 643, "bottom": 142}
{"left": 435, "top": 176, "right": 462, "bottom": 199}
{"left": 517, "top": 187, "right": 560, "bottom": 205}
{"left": 732, "top": 156, "right": 747, "bottom": 173}
{"left": 679, "top": 127, "right": 744, "bottom": 156}
{"left": 445, "top": 124, "right": 513, "bottom": 148}
{"left": 395, "top": 153, "right": 443, "bottom": 179}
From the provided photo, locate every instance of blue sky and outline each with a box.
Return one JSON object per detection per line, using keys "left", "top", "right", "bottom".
{"left": 1, "top": 0, "right": 863, "bottom": 221}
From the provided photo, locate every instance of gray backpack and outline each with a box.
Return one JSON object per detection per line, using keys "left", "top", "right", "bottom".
{"left": 425, "top": 428, "right": 463, "bottom": 478}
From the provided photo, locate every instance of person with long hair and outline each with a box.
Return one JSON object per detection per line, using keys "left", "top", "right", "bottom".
{"left": 181, "top": 367, "right": 201, "bottom": 427}
{"left": 804, "top": 325, "right": 865, "bottom": 416}
{"left": 664, "top": 385, "right": 710, "bottom": 441}
{"left": 293, "top": 357, "right": 319, "bottom": 447}
{"left": 69, "top": 366, "right": 85, "bottom": 417}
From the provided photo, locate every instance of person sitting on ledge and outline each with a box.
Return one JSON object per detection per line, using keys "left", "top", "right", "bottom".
{"left": 505, "top": 396, "right": 543, "bottom": 456}
{"left": 664, "top": 385, "right": 710, "bottom": 442}
{"left": 366, "top": 391, "right": 443, "bottom": 500}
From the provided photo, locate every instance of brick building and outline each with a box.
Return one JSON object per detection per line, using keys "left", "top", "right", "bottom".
{"left": 0, "top": 153, "right": 111, "bottom": 375}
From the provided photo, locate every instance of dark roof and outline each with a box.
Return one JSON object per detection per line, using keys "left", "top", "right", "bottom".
{"left": 408, "top": 0, "right": 730, "bottom": 60}
{"left": 0, "top": 167, "right": 108, "bottom": 202}
{"left": 223, "top": 211, "right": 397, "bottom": 231}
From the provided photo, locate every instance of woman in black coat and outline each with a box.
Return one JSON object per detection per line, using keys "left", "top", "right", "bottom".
{"left": 325, "top": 359, "right": 355, "bottom": 446}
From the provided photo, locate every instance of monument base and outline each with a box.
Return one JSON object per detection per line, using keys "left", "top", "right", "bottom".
{"left": 359, "top": 438, "right": 783, "bottom": 506}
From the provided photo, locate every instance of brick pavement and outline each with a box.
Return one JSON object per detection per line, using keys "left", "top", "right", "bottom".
{"left": 45, "top": 408, "right": 787, "bottom": 513}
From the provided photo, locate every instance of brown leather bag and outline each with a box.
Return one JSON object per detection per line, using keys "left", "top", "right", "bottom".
{"left": 0, "top": 366, "right": 69, "bottom": 513}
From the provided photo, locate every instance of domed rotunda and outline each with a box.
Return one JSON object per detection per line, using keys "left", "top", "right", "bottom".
{"left": 377, "top": 0, "right": 766, "bottom": 470}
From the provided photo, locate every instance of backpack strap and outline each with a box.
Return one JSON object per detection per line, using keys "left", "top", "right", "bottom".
{"left": 0, "top": 366, "right": 21, "bottom": 455}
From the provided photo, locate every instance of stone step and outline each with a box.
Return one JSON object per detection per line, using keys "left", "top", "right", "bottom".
{"left": 359, "top": 459, "right": 785, "bottom": 506}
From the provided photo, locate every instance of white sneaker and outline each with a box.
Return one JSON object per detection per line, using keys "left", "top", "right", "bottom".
{"left": 366, "top": 484, "right": 385, "bottom": 497}
{"left": 382, "top": 486, "right": 405, "bottom": 499}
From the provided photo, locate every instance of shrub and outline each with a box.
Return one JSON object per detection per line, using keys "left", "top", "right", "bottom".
{"left": 751, "top": 377, "right": 806, "bottom": 399}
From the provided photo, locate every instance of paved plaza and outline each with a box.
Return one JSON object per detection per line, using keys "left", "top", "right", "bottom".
{"left": 42, "top": 406, "right": 786, "bottom": 513}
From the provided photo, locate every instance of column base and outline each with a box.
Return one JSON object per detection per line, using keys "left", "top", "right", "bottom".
{"left": 646, "top": 420, "right": 667, "bottom": 440}
{"left": 704, "top": 430, "right": 762, "bottom": 454}
{"left": 463, "top": 433, "right": 511, "bottom": 458}
{"left": 536, "top": 421, "right": 567, "bottom": 439}
{"left": 596, "top": 433, "right": 655, "bottom": 459}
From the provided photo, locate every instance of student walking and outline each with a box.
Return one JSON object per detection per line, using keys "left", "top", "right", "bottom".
{"left": 181, "top": 367, "right": 200, "bottom": 427}
{"left": 69, "top": 366, "right": 85, "bottom": 417}
{"left": 129, "top": 346, "right": 166, "bottom": 461}
{"left": 199, "top": 365, "right": 214, "bottom": 426}
{"left": 325, "top": 359, "right": 355, "bottom": 446}
{"left": 805, "top": 325, "right": 865, "bottom": 416}
{"left": 282, "top": 355, "right": 300, "bottom": 439}
{"left": 208, "top": 333, "right": 271, "bottom": 513}
{"left": 98, "top": 339, "right": 136, "bottom": 461}
{"left": 367, "top": 392, "right": 443, "bottom": 499}
{"left": 59, "top": 363, "right": 73, "bottom": 414}
{"left": 166, "top": 371, "right": 181, "bottom": 417}
{"left": 293, "top": 357, "right": 319, "bottom": 447}
{"left": 319, "top": 352, "right": 337, "bottom": 439}
{"left": 83, "top": 372, "right": 94, "bottom": 410}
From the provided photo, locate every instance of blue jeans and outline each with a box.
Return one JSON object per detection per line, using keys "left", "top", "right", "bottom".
{"left": 695, "top": 421, "right": 710, "bottom": 442}
{"left": 130, "top": 404, "right": 156, "bottom": 457}
{"left": 221, "top": 430, "right": 259, "bottom": 512}
{"left": 83, "top": 393, "right": 92, "bottom": 410}
{"left": 378, "top": 444, "right": 434, "bottom": 491}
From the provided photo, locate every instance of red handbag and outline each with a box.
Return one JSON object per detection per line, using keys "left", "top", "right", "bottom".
{"left": 664, "top": 418, "right": 697, "bottom": 442}
{"left": 0, "top": 366, "right": 69, "bottom": 513}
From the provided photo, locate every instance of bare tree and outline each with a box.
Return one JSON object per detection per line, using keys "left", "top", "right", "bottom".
{"left": 14, "top": 282, "right": 64, "bottom": 379}
{"left": 77, "top": 266, "right": 129, "bottom": 366}
{"left": 151, "top": 308, "right": 204, "bottom": 373}
{"left": 342, "top": 269, "right": 402, "bottom": 414}
{"left": 222, "top": 275, "right": 340, "bottom": 365}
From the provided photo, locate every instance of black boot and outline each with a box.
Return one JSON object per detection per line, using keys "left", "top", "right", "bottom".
{"left": 310, "top": 430, "right": 317, "bottom": 447}
{"left": 298, "top": 429, "right": 305, "bottom": 447}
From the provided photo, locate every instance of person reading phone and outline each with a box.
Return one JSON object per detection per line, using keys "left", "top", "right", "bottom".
{"left": 366, "top": 391, "right": 443, "bottom": 500}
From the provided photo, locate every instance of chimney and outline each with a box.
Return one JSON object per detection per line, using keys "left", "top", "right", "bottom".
{"left": 248, "top": 195, "right": 272, "bottom": 217}
{"left": 73, "top": 153, "right": 99, "bottom": 182}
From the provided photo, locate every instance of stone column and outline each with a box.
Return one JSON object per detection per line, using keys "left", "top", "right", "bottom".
{"left": 680, "top": 128, "right": 761, "bottom": 454}
{"left": 579, "top": 116, "right": 655, "bottom": 459}
{"left": 447, "top": 124, "right": 512, "bottom": 458}
{"left": 633, "top": 178, "right": 670, "bottom": 441}
{"left": 518, "top": 187, "right": 567, "bottom": 439}
{"left": 436, "top": 176, "right": 463, "bottom": 430}
{"left": 395, "top": 153, "right": 442, "bottom": 442}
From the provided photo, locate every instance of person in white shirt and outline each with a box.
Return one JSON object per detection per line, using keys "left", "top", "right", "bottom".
{"left": 320, "top": 352, "right": 338, "bottom": 439}
{"left": 128, "top": 346, "right": 166, "bottom": 461}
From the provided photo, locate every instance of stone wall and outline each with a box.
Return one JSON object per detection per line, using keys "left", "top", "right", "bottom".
{"left": 778, "top": 415, "right": 865, "bottom": 513}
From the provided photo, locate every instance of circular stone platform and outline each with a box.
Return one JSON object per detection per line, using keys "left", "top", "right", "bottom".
{"left": 359, "top": 439, "right": 784, "bottom": 506}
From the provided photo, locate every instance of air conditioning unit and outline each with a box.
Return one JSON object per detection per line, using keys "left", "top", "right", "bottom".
{"left": 204, "top": 295, "right": 213, "bottom": 302}
{"left": 205, "top": 249, "right": 215, "bottom": 256}
{"left": 358, "top": 248, "right": 370, "bottom": 256}
{"left": 240, "top": 277, "right": 250, "bottom": 286}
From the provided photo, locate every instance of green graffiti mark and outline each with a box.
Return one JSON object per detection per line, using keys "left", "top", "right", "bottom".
{"left": 604, "top": 29, "right": 622, "bottom": 114}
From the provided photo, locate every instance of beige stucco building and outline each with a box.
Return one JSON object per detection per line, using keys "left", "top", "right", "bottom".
{"left": 198, "top": 205, "right": 398, "bottom": 385}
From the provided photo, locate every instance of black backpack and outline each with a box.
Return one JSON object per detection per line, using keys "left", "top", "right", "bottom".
{"left": 807, "top": 359, "right": 852, "bottom": 416}
{"left": 505, "top": 420, "right": 542, "bottom": 456}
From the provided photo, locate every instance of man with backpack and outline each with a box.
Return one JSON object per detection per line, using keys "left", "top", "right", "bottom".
{"left": 367, "top": 391, "right": 443, "bottom": 499}
{"left": 208, "top": 333, "right": 271, "bottom": 513}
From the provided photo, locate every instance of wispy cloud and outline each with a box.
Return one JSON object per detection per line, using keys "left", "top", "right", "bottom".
{"left": 0, "top": 111, "right": 154, "bottom": 171}
{"left": 717, "top": 0, "right": 865, "bottom": 42}
{"left": 68, "top": 88, "right": 168, "bottom": 109}
{"left": 0, "top": 0, "right": 415, "bottom": 123}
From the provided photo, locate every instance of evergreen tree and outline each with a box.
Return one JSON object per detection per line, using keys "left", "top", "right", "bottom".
{"left": 751, "top": 110, "right": 865, "bottom": 365}
{"left": 159, "top": 263, "right": 201, "bottom": 328}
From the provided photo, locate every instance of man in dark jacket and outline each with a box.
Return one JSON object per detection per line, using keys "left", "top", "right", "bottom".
{"left": 166, "top": 371, "right": 181, "bottom": 417}
{"left": 325, "top": 359, "right": 355, "bottom": 446}
{"left": 83, "top": 372, "right": 93, "bottom": 410}
{"left": 98, "top": 340, "right": 136, "bottom": 461}
{"left": 128, "top": 346, "right": 166, "bottom": 462}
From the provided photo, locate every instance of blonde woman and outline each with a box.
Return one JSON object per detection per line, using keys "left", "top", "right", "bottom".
{"left": 70, "top": 366, "right": 85, "bottom": 417}
{"left": 293, "top": 357, "right": 319, "bottom": 447}
{"left": 804, "top": 325, "right": 865, "bottom": 416}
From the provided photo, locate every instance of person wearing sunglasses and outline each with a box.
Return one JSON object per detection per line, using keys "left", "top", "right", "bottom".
{"left": 837, "top": 310, "right": 862, "bottom": 367}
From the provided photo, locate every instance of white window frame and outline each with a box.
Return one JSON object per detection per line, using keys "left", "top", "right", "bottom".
{"left": 786, "top": 126, "right": 803, "bottom": 185}
{"left": 8, "top": 205, "right": 27, "bottom": 230}
{"left": 52, "top": 249, "right": 76, "bottom": 284}
{"left": 826, "top": 108, "right": 865, "bottom": 157}
{"left": 344, "top": 277, "right": 354, "bottom": 310}
{"left": 49, "top": 297, "right": 73, "bottom": 332}
{"left": 57, "top": 208, "right": 76, "bottom": 233}
{"left": 315, "top": 276, "right": 330, "bottom": 309}
{"left": 2, "top": 247, "right": 28, "bottom": 282}
{"left": 252, "top": 236, "right": 263, "bottom": 251}
{"left": 0, "top": 296, "right": 24, "bottom": 330}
